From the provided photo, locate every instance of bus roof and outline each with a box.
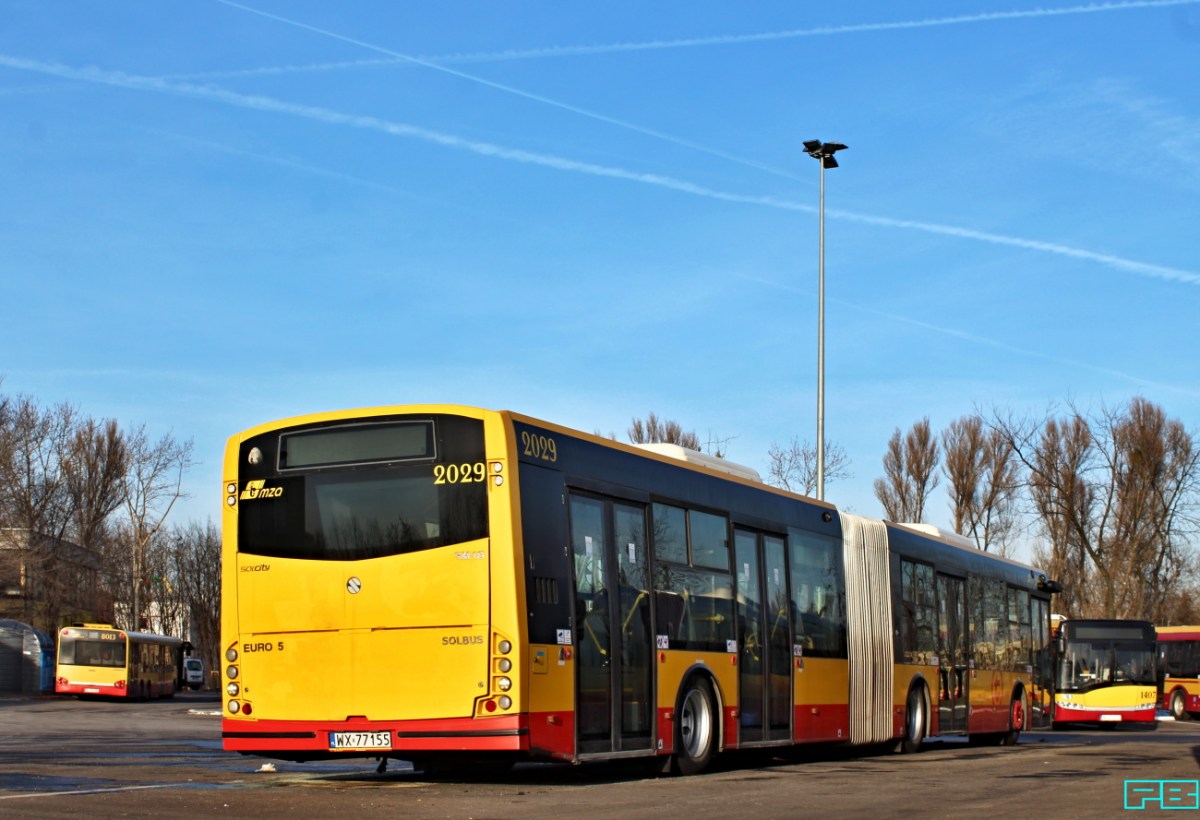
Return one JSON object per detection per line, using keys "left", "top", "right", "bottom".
{"left": 1157, "top": 625, "right": 1200, "bottom": 640}
{"left": 632, "top": 442, "right": 762, "bottom": 482}
{"left": 60, "top": 623, "right": 183, "bottom": 645}
{"left": 895, "top": 523, "right": 975, "bottom": 550}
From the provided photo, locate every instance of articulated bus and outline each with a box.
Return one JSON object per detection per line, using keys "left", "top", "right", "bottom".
{"left": 220, "top": 405, "right": 1059, "bottom": 773}
{"left": 56, "top": 623, "right": 184, "bottom": 698}
{"left": 1157, "top": 626, "right": 1200, "bottom": 720}
{"left": 1051, "top": 619, "right": 1158, "bottom": 727}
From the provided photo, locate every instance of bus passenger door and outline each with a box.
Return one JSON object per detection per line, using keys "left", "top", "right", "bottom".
{"left": 936, "top": 573, "right": 968, "bottom": 735}
{"left": 735, "top": 529, "right": 792, "bottom": 744}
{"left": 1030, "top": 596, "right": 1053, "bottom": 729}
{"left": 569, "top": 494, "right": 653, "bottom": 755}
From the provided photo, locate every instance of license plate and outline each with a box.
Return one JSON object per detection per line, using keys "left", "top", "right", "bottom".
{"left": 329, "top": 731, "right": 392, "bottom": 750}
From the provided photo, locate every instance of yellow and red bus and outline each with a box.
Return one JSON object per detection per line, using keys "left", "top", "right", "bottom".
{"left": 220, "top": 405, "right": 1058, "bottom": 772}
{"left": 1157, "top": 626, "right": 1200, "bottom": 720}
{"left": 1051, "top": 619, "right": 1158, "bottom": 727}
{"left": 55, "top": 623, "right": 184, "bottom": 698}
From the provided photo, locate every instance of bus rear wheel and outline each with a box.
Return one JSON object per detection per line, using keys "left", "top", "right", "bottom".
{"left": 672, "top": 677, "right": 717, "bottom": 775}
{"left": 896, "top": 685, "right": 927, "bottom": 754}
{"left": 1171, "top": 690, "right": 1191, "bottom": 721}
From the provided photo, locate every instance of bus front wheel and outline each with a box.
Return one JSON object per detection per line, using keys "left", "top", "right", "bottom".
{"left": 1171, "top": 690, "right": 1191, "bottom": 721}
{"left": 999, "top": 695, "right": 1025, "bottom": 746}
{"left": 672, "top": 677, "right": 717, "bottom": 775}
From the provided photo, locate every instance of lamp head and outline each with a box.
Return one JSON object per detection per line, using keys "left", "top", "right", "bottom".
{"left": 804, "top": 140, "right": 848, "bottom": 165}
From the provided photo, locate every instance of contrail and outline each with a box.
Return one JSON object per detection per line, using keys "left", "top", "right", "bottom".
{"left": 209, "top": 0, "right": 800, "bottom": 181}
{"left": 417, "top": 0, "right": 1200, "bottom": 63}
{"left": 200, "top": 0, "right": 1196, "bottom": 182}
{"left": 825, "top": 209, "right": 1200, "bottom": 286}
{"left": 3, "top": 53, "right": 1196, "bottom": 287}
{"left": 193, "top": 0, "right": 1197, "bottom": 75}
{"left": 736, "top": 273, "right": 1200, "bottom": 398}
{"left": 862, "top": 302, "right": 1200, "bottom": 399}
{"left": 1, "top": 53, "right": 804, "bottom": 187}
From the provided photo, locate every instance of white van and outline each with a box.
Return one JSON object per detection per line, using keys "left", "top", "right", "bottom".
{"left": 183, "top": 657, "right": 205, "bottom": 689}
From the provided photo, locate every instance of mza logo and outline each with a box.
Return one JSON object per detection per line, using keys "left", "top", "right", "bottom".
{"left": 240, "top": 480, "right": 283, "bottom": 501}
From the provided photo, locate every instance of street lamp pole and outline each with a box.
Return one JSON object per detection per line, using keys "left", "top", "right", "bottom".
{"left": 802, "top": 139, "right": 847, "bottom": 502}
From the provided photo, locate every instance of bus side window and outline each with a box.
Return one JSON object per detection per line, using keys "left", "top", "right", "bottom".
{"left": 581, "top": 589, "right": 610, "bottom": 665}
{"left": 655, "top": 590, "right": 686, "bottom": 643}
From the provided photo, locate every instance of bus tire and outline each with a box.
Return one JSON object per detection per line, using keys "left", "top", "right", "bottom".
{"left": 672, "top": 676, "right": 717, "bottom": 775}
{"left": 999, "top": 694, "right": 1026, "bottom": 746}
{"left": 1171, "top": 690, "right": 1190, "bottom": 721}
{"left": 897, "top": 684, "right": 927, "bottom": 754}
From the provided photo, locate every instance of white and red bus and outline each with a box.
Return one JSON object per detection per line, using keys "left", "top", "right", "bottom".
{"left": 56, "top": 623, "right": 184, "bottom": 699}
{"left": 1051, "top": 619, "right": 1158, "bottom": 726}
{"left": 1157, "top": 625, "right": 1200, "bottom": 720}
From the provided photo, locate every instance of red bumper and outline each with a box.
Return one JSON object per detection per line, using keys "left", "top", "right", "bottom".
{"left": 223, "top": 713, "right": 529, "bottom": 756}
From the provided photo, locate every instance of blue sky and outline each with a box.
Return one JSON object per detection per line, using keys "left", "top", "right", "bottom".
{"left": 2, "top": 1, "right": 1198, "bottom": 556}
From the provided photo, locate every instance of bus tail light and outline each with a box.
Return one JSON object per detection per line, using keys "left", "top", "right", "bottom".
{"left": 480, "top": 696, "right": 514, "bottom": 714}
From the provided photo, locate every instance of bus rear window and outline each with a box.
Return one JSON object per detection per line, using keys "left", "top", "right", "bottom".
{"left": 238, "top": 466, "right": 488, "bottom": 560}
{"left": 59, "top": 638, "right": 126, "bottom": 667}
{"left": 238, "top": 415, "right": 488, "bottom": 561}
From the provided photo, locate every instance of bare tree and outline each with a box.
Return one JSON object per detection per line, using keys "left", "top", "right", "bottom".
{"left": 116, "top": 426, "right": 194, "bottom": 631}
{"left": 628, "top": 412, "right": 702, "bottom": 451}
{"left": 0, "top": 394, "right": 74, "bottom": 536}
{"left": 1109, "top": 398, "right": 1199, "bottom": 621}
{"left": 0, "top": 395, "right": 78, "bottom": 629}
{"left": 63, "top": 418, "right": 128, "bottom": 552}
{"left": 1159, "top": 573, "right": 1200, "bottom": 625}
{"left": 941, "top": 415, "right": 1020, "bottom": 553}
{"left": 55, "top": 418, "right": 128, "bottom": 626}
{"left": 874, "top": 418, "right": 940, "bottom": 523}
{"left": 0, "top": 387, "right": 208, "bottom": 635}
{"left": 998, "top": 398, "right": 1200, "bottom": 620}
{"left": 766, "top": 437, "right": 852, "bottom": 496}
{"left": 170, "top": 520, "right": 221, "bottom": 685}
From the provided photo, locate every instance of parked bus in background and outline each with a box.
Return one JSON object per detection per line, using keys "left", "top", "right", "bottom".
{"left": 55, "top": 623, "right": 183, "bottom": 699}
{"left": 220, "top": 405, "right": 1059, "bottom": 774}
{"left": 1157, "top": 626, "right": 1200, "bottom": 720}
{"left": 1052, "top": 619, "right": 1158, "bottom": 727}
